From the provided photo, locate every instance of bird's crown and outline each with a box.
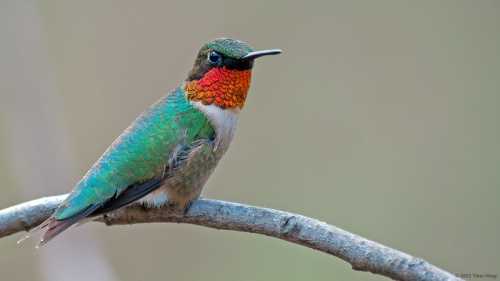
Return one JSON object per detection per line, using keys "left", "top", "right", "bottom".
{"left": 205, "top": 38, "right": 254, "bottom": 59}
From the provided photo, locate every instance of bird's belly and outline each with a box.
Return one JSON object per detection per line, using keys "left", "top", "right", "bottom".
{"left": 140, "top": 141, "right": 222, "bottom": 209}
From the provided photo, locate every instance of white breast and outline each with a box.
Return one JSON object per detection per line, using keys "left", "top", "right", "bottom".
{"left": 191, "top": 102, "right": 240, "bottom": 154}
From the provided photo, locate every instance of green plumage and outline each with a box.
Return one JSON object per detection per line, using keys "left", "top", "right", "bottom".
{"left": 54, "top": 88, "right": 214, "bottom": 220}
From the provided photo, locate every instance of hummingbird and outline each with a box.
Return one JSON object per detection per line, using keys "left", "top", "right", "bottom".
{"left": 32, "top": 38, "right": 281, "bottom": 246}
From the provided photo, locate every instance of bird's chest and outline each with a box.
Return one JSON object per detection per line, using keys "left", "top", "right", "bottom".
{"left": 168, "top": 103, "right": 239, "bottom": 187}
{"left": 142, "top": 103, "right": 239, "bottom": 208}
{"left": 192, "top": 102, "right": 240, "bottom": 158}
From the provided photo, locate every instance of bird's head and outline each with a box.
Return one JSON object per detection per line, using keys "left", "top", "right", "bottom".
{"left": 185, "top": 38, "right": 281, "bottom": 109}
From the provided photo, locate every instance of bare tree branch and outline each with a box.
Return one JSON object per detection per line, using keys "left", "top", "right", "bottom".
{"left": 0, "top": 195, "right": 460, "bottom": 281}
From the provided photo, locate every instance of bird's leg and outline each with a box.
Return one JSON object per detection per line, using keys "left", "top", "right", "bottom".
{"left": 163, "top": 197, "right": 195, "bottom": 216}
{"left": 182, "top": 198, "right": 199, "bottom": 215}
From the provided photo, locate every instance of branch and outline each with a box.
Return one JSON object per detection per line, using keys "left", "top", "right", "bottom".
{"left": 0, "top": 195, "right": 460, "bottom": 281}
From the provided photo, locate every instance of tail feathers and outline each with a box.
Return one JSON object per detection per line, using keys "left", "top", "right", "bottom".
{"left": 38, "top": 217, "right": 79, "bottom": 246}
{"left": 16, "top": 217, "right": 52, "bottom": 246}
{"left": 40, "top": 203, "right": 102, "bottom": 246}
{"left": 17, "top": 216, "right": 84, "bottom": 247}
{"left": 17, "top": 203, "right": 102, "bottom": 247}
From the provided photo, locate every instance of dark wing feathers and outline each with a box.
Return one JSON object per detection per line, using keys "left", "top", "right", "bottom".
{"left": 92, "top": 177, "right": 163, "bottom": 216}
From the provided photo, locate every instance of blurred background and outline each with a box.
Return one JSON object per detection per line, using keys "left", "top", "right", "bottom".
{"left": 1, "top": 0, "right": 499, "bottom": 280}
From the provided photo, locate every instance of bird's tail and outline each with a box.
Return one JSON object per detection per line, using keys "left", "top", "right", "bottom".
{"left": 17, "top": 216, "right": 77, "bottom": 247}
{"left": 41, "top": 217, "right": 81, "bottom": 246}
{"left": 18, "top": 204, "right": 100, "bottom": 247}
{"left": 16, "top": 217, "right": 48, "bottom": 247}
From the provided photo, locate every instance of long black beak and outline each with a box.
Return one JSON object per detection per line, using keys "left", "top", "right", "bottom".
{"left": 242, "top": 49, "right": 282, "bottom": 60}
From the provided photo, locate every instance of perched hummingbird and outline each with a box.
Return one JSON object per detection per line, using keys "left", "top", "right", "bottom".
{"left": 34, "top": 38, "right": 281, "bottom": 245}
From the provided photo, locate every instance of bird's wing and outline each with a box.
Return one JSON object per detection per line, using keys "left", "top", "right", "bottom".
{"left": 38, "top": 88, "right": 214, "bottom": 245}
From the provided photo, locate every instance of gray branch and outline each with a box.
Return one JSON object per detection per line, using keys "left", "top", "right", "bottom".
{"left": 0, "top": 195, "right": 460, "bottom": 281}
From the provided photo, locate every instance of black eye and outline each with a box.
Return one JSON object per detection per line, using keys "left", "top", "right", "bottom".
{"left": 207, "top": 51, "right": 222, "bottom": 65}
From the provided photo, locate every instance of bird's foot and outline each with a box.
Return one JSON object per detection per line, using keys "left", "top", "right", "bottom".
{"left": 182, "top": 200, "right": 196, "bottom": 216}
{"left": 164, "top": 199, "right": 196, "bottom": 216}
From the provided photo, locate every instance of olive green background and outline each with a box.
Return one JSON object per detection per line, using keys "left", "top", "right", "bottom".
{"left": 1, "top": 1, "right": 499, "bottom": 280}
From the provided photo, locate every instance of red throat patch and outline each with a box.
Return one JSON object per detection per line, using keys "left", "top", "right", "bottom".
{"left": 185, "top": 67, "right": 251, "bottom": 109}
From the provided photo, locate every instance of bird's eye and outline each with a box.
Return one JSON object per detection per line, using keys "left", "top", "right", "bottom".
{"left": 207, "top": 51, "right": 222, "bottom": 65}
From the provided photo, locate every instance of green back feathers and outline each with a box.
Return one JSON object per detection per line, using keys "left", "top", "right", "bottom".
{"left": 54, "top": 88, "right": 214, "bottom": 220}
